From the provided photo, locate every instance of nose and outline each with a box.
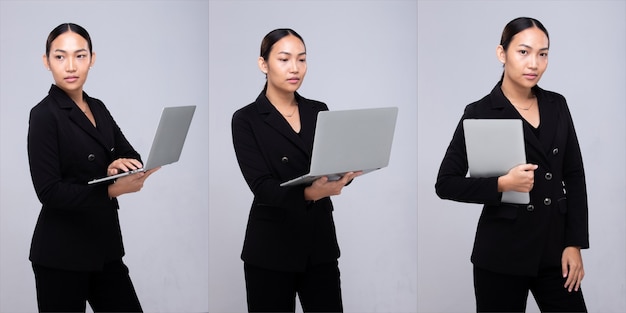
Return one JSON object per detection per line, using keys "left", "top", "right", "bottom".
{"left": 289, "top": 59, "right": 299, "bottom": 73}
{"left": 66, "top": 57, "right": 76, "bottom": 72}
{"left": 528, "top": 55, "right": 538, "bottom": 69}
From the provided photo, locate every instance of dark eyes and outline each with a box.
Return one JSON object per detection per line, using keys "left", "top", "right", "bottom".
{"left": 278, "top": 58, "right": 306, "bottom": 62}
{"left": 53, "top": 54, "right": 88, "bottom": 60}
{"left": 518, "top": 50, "right": 548, "bottom": 57}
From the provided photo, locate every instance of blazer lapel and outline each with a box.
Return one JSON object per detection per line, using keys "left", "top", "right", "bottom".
{"left": 294, "top": 93, "right": 317, "bottom": 155}
{"left": 49, "top": 85, "right": 111, "bottom": 151}
{"left": 255, "top": 92, "right": 310, "bottom": 157}
{"left": 535, "top": 87, "right": 559, "bottom": 154}
{"left": 489, "top": 84, "right": 549, "bottom": 165}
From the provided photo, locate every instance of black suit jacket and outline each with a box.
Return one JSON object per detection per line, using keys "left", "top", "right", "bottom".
{"left": 436, "top": 82, "right": 589, "bottom": 276}
{"left": 232, "top": 91, "right": 340, "bottom": 272}
{"left": 27, "top": 85, "right": 141, "bottom": 271}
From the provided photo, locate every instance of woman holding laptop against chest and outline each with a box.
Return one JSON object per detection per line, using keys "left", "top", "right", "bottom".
{"left": 436, "top": 17, "right": 589, "bottom": 312}
{"left": 231, "top": 28, "right": 360, "bottom": 312}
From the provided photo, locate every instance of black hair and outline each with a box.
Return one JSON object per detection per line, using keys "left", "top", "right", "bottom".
{"left": 500, "top": 17, "right": 549, "bottom": 51}
{"left": 260, "top": 28, "right": 305, "bottom": 61}
{"left": 45, "top": 23, "right": 93, "bottom": 58}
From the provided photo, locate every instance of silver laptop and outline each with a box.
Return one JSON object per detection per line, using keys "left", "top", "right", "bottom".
{"left": 280, "top": 107, "right": 398, "bottom": 187}
{"left": 463, "top": 119, "right": 529, "bottom": 204}
{"left": 88, "top": 105, "right": 196, "bottom": 185}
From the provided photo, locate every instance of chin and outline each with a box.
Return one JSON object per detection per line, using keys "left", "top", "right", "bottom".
{"left": 283, "top": 85, "right": 301, "bottom": 93}
{"left": 527, "top": 81, "right": 540, "bottom": 88}
{"left": 513, "top": 79, "right": 537, "bottom": 89}
{"left": 57, "top": 83, "right": 83, "bottom": 94}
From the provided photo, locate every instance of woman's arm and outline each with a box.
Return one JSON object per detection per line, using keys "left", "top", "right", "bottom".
{"left": 232, "top": 109, "right": 307, "bottom": 209}
{"left": 435, "top": 117, "right": 503, "bottom": 205}
{"left": 560, "top": 100, "right": 589, "bottom": 249}
{"left": 27, "top": 104, "right": 109, "bottom": 210}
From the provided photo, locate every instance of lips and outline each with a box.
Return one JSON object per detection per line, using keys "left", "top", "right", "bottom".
{"left": 523, "top": 73, "right": 538, "bottom": 80}
{"left": 64, "top": 76, "right": 79, "bottom": 83}
{"left": 287, "top": 77, "right": 300, "bottom": 83}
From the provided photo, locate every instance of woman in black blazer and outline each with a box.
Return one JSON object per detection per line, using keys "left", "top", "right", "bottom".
{"left": 232, "top": 29, "right": 360, "bottom": 313}
{"left": 27, "top": 23, "right": 157, "bottom": 312}
{"left": 436, "top": 17, "right": 589, "bottom": 312}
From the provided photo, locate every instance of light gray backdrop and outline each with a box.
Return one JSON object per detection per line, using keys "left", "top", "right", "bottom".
{"left": 418, "top": 1, "right": 626, "bottom": 312}
{"left": 209, "top": 1, "right": 417, "bottom": 312}
{"left": 0, "top": 1, "right": 209, "bottom": 312}
{"left": 4, "top": 0, "right": 622, "bottom": 312}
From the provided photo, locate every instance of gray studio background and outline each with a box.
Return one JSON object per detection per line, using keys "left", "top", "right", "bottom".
{"left": 418, "top": 1, "right": 626, "bottom": 312}
{"left": 209, "top": 1, "right": 417, "bottom": 312}
{"left": 0, "top": 1, "right": 209, "bottom": 312}
{"left": 3, "top": 0, "right": 622, "bottom": 312}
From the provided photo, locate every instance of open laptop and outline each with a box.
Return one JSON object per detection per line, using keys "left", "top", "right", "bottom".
{"left": 280, "top": 107, "right": 398, "bottom": 187}
{"left": 88, "top": 105, "right": 196, "bottom": 185}
{"left": 463, "top": 119, "right": 529, "bottom": 204}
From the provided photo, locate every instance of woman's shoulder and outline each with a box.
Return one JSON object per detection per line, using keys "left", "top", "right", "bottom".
{"left": 85, "top": 93, "right": 106, "bottom": 106}
{"left": 295, "top": 92, "right": 328, "bottom": 111}
{"left": 31, "top": 94, "right": 53, "bottom": 112}
{"left": 233, "top": 91, "right": 329, "bottom": 120}
{"left": 461, "top": 92, "right": 493, "bottom": 118}
{"left": 232, "top": 100, "right": 258, "bottom": 121}
{"left": 463, "top": 83, "right": 568, "bottom": 115}
{"left": 30, "top": 92, "right": 61, "bottom": 120}
{"left": 535, "top": 85, "right": 567, "bottom": 104}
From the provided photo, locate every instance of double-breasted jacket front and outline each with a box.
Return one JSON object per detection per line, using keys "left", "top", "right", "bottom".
{"left": 28, "top": 84, "right": 141, "bottom": 271}
{"left": 436, "top": 82, "right": 589, "bottom": 276}
{"left": 232, "top": 91, "right": 340, "bottom": 272}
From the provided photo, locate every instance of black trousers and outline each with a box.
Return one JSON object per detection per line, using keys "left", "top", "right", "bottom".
{"left": 32, "top": 260, "right": 142, "bottom": 313}
{"left": 244, "top": 260, "right": 343, "bottom": 313}
{"left": 473, "top": 265, "right": 587, "bottom": 313}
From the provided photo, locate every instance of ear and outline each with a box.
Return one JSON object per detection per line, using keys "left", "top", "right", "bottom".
{"left": 42, "top": 54, "right": 50, "bottom": 70}
{"left": 258, "top": 56, "right": 268, "bottom": 74}
{"left": 496, "top": 45, "right": 506, "bottom": 64}
{"left": 90, "top": 51, "right": 97, "bottom": 68}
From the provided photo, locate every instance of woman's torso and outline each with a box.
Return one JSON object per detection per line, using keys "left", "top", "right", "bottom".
{"left": 28, "top": 85, "right": 140, "bottom": 271}
{"left": 232, "top": 91, "right": 340, "bottom": 272}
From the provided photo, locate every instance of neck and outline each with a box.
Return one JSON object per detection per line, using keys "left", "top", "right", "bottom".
{"left": 500, "top": 79, "right": 534, "bottom": 101}
{"left": 71, "top": 94, "right": 85, "bottom": 106}
{"left": 57, "top": 85, "right": 84, "bottom": 106}
{"left": 265, "top": 85, "right": 296, "bottom": 109}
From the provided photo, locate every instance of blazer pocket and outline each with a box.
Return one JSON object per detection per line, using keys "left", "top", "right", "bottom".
{"left": 250, "top": 204, "right": 286, "bottom": 222}
{"left": 482, "top": 204, "right": 518, "bottom": 220}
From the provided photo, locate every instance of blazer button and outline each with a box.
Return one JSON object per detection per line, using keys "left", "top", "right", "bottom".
{"left": 110, "top": 147, "right": 115, "bottom": 153}
{"left": 545, "top": 172, "right": 553, "bottom": 180}
{"left": 552, "top": 148, "right": 559, "bottom": 155}
{"left": 281, "top": 156, "right": 289, "bottom": 163}
{"left": 526, "top": 204, "right": 535, "bottom": 211}
{"left": 544, "top": 198, "right": 552, "bottom": 206}
{"left": 88, "top": 154, "right": 96, "bottom": 161}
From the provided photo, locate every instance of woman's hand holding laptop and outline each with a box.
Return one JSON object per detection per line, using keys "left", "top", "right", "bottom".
{"left": 304, "top": 171, "right": 362, "bottom": 202}
{"left": 107, "top": 158, "right": 144, "bottom": 176}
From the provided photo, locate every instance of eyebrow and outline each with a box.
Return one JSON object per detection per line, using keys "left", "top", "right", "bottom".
{"left": 53, "top": 48, "right": 89, "bottom": 54}
{"left": 277, "top": 51, "right": 307, "bottom": 56}
{"left": 518, "top": 44, "right": 549, "bottom": 51}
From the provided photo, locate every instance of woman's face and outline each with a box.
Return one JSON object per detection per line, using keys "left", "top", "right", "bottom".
{"left": 260, "top": 35, "right": 307, "bottom": 94}
{"left": 498, "top": 26, "right": 549, "bottom": 90}
{"left": 43, "top": 31, "right": 95, "bottom": 96}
